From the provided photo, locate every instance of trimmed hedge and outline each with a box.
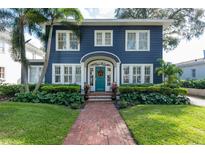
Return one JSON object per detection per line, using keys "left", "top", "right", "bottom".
{"left": 181, "top": 80, "right": 205, "bottom": 89}
{"left": 13, "top": 92, "right": 84, "bottom": 109}
{"left": 40, "top": 85, "right": 80, "bottom": 93}
{"left": 119, "top": 85, "right": 188, "bottom": 96}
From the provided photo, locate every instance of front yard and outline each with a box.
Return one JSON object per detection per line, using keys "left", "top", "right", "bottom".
{"left": 120, "top": 105, "right": 205, "bottom": 145}
{"left": 0, "top": 102, "right": 79, "bottom": 144}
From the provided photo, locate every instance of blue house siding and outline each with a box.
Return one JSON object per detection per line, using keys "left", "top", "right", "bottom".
{"left": 45, "top": 25, "right": 163, "bottom": 84}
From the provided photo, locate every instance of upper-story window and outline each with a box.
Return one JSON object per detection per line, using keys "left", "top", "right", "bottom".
{"left": 94, "top": 30, "right": 113, "bottom": 46}
{"left": 0, "top": 41, "right": 5, "bottom": 53}
{"left": 56, "top": 30, "right": 79, "bottom": 51}
{"left": 125, "top": 30, "right": 150, "bottom": 51}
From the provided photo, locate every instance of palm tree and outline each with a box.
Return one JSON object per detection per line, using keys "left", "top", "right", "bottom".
{"left": 0, "top": 9, "right": 47, "bottom": 92}
{"left": 33, "top": 8, "right": 83, "bottom": 93}
{"left": 156, "top": 59, "right": 183, "bottom": 87}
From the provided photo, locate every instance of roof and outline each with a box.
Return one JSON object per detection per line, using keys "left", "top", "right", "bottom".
{"left": 50, "top": 19, "right": 174, "bottom": 28}
{"left": 176, "top": 58, "right": 205, "bottom": 67}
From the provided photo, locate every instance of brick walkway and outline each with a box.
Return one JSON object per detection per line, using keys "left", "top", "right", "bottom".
{"left": 64, "top": 102, "right": 135, "bottom": 145}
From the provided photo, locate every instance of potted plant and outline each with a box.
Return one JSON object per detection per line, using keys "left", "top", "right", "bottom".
{"left": 111, "top": 82, "right": 118, "bottom": 100}
{"left": 84, "top": 83, "right": 90, "bottom": 100}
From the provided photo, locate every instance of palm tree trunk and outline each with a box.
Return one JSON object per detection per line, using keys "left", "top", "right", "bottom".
{"left": 20, "top": 19, "right": 29, "bottom": 92}
{"left": 33, "top": 24, "right": 53, "bottom": 93}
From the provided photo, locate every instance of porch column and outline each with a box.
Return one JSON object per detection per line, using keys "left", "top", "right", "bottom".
{"left": 81, "top": 62, "right": 85, "bottom": 92}
{"left": 116, "top": 62, "right": 120, "bottom": 85}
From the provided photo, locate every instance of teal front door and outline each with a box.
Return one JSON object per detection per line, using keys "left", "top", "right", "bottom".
{"left": 95, "top": 66, "right": 105, "bottom": 91}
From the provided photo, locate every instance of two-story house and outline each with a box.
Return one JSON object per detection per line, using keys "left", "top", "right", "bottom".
{"left": 0, "top": 31, "right": 44, "bottom": 84}
{"left": 31, "top": 19, "right": 172, "bottom": 92}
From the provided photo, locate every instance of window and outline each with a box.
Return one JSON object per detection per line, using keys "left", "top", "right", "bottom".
{"left": 122, "top": 64, "right": 153, "bottom": 84}
{"left": 54, "top": 66, "right": 61, "bottom": 83}
{"left": 56, "top": 30, "right": 79, "bottom": 51}
{"left": 126, "top": 30, "right": 150, "bottom": 51}
{"left": 0, "top": 67, "right": 5, "bottom": 79}
{"left": 0, "top": 41, "right": 5, "bottom": 53}
{"left": 133, "top": 66, "right": 141, "bottom": 84}
{"left": 53, "top": 64, "right": 81, "bottom": 84}
{"left": 144, "top": 66, "right": 151, "bottom": 83}
{"left": 29, "top": 66, "right": 43, "bottom": 83}
{"left": 123, "top": 66, "right": 130, "bottom": 83}
{"left": 75, "top": 66, "right": 81, "bottom": 84}
{"left": 191, "top": 69, "right": 196, "bottom": 78}
{"left": 94, "top": 30, "right": 113, "bottom": 46}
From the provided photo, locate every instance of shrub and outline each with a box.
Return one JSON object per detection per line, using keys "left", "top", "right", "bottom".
{"left": 119, "top": 85, "right": 187, "bottom": 96}
{"left": 0, "top": 84, "right": 24, "bottom": 97}
{"left": 12, "top": 91, "right": 84, "bottom": 109}
{"left": 118, "top": 92, "right": 190, "bottom": 108}
{"left": 181, "top": 80, "right": 205, "bottom": 89}
{"left": 40, "top": 85, "right": 80, "bottom": 93}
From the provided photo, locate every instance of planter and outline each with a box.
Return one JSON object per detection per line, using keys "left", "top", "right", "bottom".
{"left": 187, "top": 88, "right": 205, "bottom": 97}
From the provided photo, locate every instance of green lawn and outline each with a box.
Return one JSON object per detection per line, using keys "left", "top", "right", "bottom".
{"left": 120, "top": 105, "right": 205, "bottom": 145}
{"left": 0, "top": 102, "right": 79, "bottom": 144}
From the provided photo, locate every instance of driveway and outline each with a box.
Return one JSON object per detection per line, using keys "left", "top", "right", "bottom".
{"left": 64, "top": 102, "right": 135, "bottom": 145}
{"left": 188, "top": 96, "right": 205, "bottom": 107}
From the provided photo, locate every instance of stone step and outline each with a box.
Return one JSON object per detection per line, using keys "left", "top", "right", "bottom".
{"left": 88, "top": 98, "right": 112, "bottom": 102}
{"left": 89, "top": 95, "right": 111, "bottom": 99}
{"left": 89, "top": 92, "right": 112, "bottom": 96}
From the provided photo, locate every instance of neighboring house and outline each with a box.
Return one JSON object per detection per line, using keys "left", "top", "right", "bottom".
{"left": 0, "top": 31, "right": 44, "bottom": 84}
{"left": 32, "top": 19, "right": 172, "bottom": 91}
{"left": 176, "top": 51, "right": 205, "bottom": 80}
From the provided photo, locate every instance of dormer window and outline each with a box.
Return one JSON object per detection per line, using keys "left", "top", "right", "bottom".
{"left": 94, "top": 30, "right": 113, "bottom": 46}
{"left": 56, "top": 30, "right": 80, "bottom": 51}
{"left": 125, "top": 30, "right": 150, "bottom": 51}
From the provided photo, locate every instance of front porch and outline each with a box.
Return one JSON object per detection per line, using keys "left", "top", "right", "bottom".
{"left": 80, "top": 51, "right": 121, "bottom": 92}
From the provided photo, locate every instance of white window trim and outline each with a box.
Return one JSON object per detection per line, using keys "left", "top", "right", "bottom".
{"left": 121, "top": 64, "right": 153, "bottom": 84}
{"left": 28, "top": 65, "right": 44, "bottom": 84}
{"left": 52, "top": 63, "right": 81, "bottom": 84}
{"left": 125, "top": 30, "right": 150, "bottom": 51}
{"left": 94, "top": 30, "right": 113, "bottom": 47}
{"left": 56, "top": 30, "right": 80, "bottom": 51}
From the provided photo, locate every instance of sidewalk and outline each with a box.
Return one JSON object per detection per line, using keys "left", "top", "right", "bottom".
{"left": 188, "top": 96, "right": 205, "bottom": 107}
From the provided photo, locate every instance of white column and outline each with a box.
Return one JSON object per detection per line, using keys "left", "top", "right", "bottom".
{"left": 116, "top": 63, "right": 120, "bottom": 85}
{"left": 81, "top": 62, "right": 85, "bottom": 91}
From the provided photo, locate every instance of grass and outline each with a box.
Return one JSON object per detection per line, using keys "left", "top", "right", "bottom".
{"left": 0, "top": 102, "right": 79, "bottom": 144}
{"left": 120, "top": 105, "right": 205, "bottom": 145}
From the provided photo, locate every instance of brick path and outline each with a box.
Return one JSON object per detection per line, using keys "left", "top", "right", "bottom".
{"left": 64, "top": 102, "right": 135, "bottom": 145}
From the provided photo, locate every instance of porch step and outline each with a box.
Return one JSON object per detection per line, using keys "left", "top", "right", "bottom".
{"left": 87, "top": 92, "right": 113, "bottom": 102}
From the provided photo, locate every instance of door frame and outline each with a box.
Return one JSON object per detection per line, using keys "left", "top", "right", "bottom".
{"left": 95, "top": 66, "right": 106, "bottom": 92}
{"left": 87, "top": 60, "right": 113, "bottom": 91}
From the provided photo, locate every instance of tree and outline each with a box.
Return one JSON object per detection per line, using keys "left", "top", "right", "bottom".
{"left": 115, "top": 8, "right": 205, "bottom": 51}
{"left": 156, "top": 59, "right": 183, "bottom": 87}
{"left": 0, "top": 9, "right": 47, "bottom": 92}
{"left": 33, "top": 8, "right": 83, "bottom": 93}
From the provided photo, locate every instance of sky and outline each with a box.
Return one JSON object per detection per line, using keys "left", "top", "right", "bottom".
{"left": 28, "top": 8, "right": 205, "bottom": 64}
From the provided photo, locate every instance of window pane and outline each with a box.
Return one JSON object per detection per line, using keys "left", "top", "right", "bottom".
{"left": 96, "top": 32, "right": 103, "bottom": 45}
{"left": 90, "top": 68, "right": 94, "bottom": 86}
{"left": 75, "top": 66, "right": 81, "bottom": 83}
{"left": 123, "top": 66, "right": 129, "bottom": 83}
{"left": 145, "top": 66, "right": 151, "bottom": 75}
{"left": 105, "top": 32, "right": 111, "bottom": 45}
{"left": 139, "top": 32, "right": 148, "bottom": 50}
{"left": 144, "top": 66, "right": 151, "bottom": 83}
{"left": 107, "top": 67, "right": 111, "bottom": 86}
{"left": 192, "top": 69, "right": 196, "bottom": 78}
{"left": 29, "top": 67, "right": 37, "bottom": 83}
{"left": 127, "top": 33, "right": 136, "bottom": 50}
{"left": 58, "top": 33, "right": 67, "bottom": 50}
{"left": 55, "top": 66, "right": 61, "bottom": 83}
{"left": 0, "top": 67, "right": 5, "bottom": 78}
{"left": 69, "top": 33, "right": 78, "bottom": 50}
